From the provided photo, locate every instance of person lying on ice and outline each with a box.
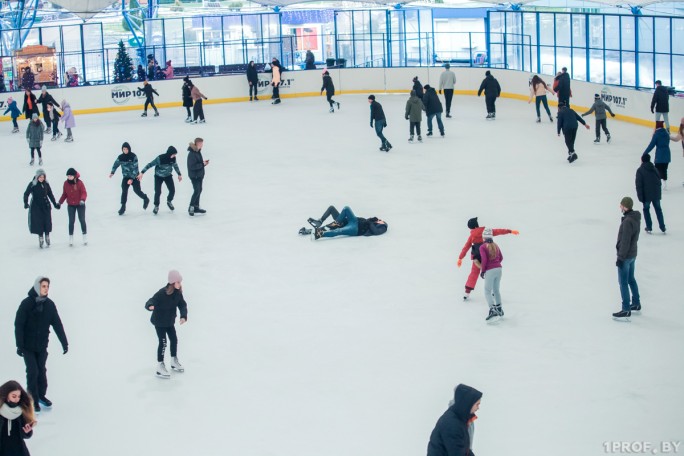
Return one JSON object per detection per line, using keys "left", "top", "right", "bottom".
{"left": 304, "top": 205, "right": 388, "bottom": 240}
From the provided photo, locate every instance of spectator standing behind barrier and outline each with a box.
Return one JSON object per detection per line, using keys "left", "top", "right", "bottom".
{"left": 477, "top": 70, "right": 501, "bottom": 120}
{"left": 305, "top": 50, "right": 316, "bottom": 70}
{"left": 438, "top": 63, "right": 456, "bottom": 118}
{"left": 163, "top": 60, "right": 174, "bottom": 79}
{"left": 650, "top": 80, "right": 670, "bottom": 131}
{"left": 246, "top": 61, "right": 259, "bottom": 101}
{"left": 136, "top": 64, "right": 146, "bottom": 82}
{"left": 635, "top": 154, "right": 665, "bottom": 234}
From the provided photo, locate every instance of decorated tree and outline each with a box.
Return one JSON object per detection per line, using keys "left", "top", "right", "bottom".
{"left": 113, "top": 40, "right": 134, "bottom": 83}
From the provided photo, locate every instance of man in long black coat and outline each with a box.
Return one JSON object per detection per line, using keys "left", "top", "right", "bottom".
{"left": 636, "top": 153, "right": 665, "bottom": 233}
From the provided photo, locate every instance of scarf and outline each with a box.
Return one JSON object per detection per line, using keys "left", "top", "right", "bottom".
{"left": 0, "top": 402, "right": 22, "bottom": 436}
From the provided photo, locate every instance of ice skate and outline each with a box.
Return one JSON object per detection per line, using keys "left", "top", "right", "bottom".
{"left": 45, "top": 235, "right": 50, "bottom": 247}
{"left": 491, "top": 113, "right": 496, "bottom": 120}
{"left": 44, "top": 126, "right": 50, "bottom": 133}
{"left": 336, "top": 102, "right": 340, "bottom": 110}
{"left": 307, "top": 217, "right": 322, "bottom": 228}
{"left": 629, "top": 303, "right": 641, "bottom": 314}
{"left": 485, "top": 113, "right": 492, "bottom": 119}
{"left": 536, "top": 117, "right": 541, "bottom": 123}
{"left": 329, "top": 107, "right": 334, "bottom": 113}
{"left": 299, "top": 227, "right": 312, "bottom": 236}
{"left": 185, "top": 116, "right": 192, "bottom": 123}
{"left": 69, "top": 235, "right": 73, "bottom": 246}
{"left": 143, "top": 196, "right": 150, "bottom": 210}
{"left": 194, "top": 207, "right": 206, "bottom": 214}
{"left": 612, "top": 310, "right": 631, "bottom": 321}
{"left": 189, "top": 206, "right": 195, "bottom": 216}
{"left": 153, "top": 206, "right": 159, "bottom": 215}
{"left": 418, "top": 135, "right": 423, "bottom": 142}
{"left": 171, "top": 357, "right": 184, "bottom": 372}
{"left": 118, "top": 205, "right": 125, "bottom": 216}
{"left": 567, "top": 152, "right": 578, "bottom": 163}
{"left": 463, "top": 293, "right": 470, "bottom": 301}
{"left": 249, "top": 96, "right": 253, "bottom": 101}
{"left": 57, "top": 132, "right": 62, "bottom": 138}
{"left": 167, "top": 201, "right": 175, "bottom": 211}
{"left": 82, "top": 234, "right": 88, "bottom": 246}
{"left": 65, "top": 136, "right": 73, "bottom": 142}
{"left": 549, "top": 115, "right": 554, "bottom": 123}
{"left": 29, "top": 158, "right": 35, "bottom": 166}
{"left": 38, "top": 397, "right": 52, "bottom": 408}
{"left": 254, "top": 96, "right": 259, "bottom": 101}
{"left": 141, "top": 112, "right": 147, "bottom": 117}
{"left": 153, "top": 111, "right": 159, "bottom": 117}
{"left": 199, "top": 119, "right": 206, "bottom": 123}
{"left": 426, "top": 131, "right": 433, "bottom": 137}
{"left": 156, "top": 362, "right": 171, "bottom": 379}
{"left": 379, "top": 146, "right": 387, "bottom": 152}
{"left": 39, "top": 158, "right": 43, "bottom": 165}
{"left": 440, "top": 132, "right": 445, "bottom": 138}
{"left": 594, "top": 138, "right": 600, "bottom": 144}
{"left": 385, "top": 142, "right": 393, "bottom": 152}
{"left": 51, "top": 136, "right": 57, "bottom": 141}
{"left": 446, "top": 113, "right": 452, "bottom": 118}
{"left": 485, "top": 305, "right": 503, "bottom": 322}
{"left": 39, "top": 236, "right": 44, "bottom": 249}
{"left": 409, "top": 135, "right": 414, "bottom": 143}
{"left": 12, "top": 127, "right": 19, "bottom": 133}
{"left": 33, "top": 402, "right": 40, "bottom": 413}
{"left": 607, "top": 134, "right": 611, "bottom": 143}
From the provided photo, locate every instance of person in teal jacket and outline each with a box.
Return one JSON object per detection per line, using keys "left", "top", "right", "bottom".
{"left": 138, "top": 146, "right": 182, "bottom": 214}
{"left": 3, "top": 96, "right": 21, "bottom": 132}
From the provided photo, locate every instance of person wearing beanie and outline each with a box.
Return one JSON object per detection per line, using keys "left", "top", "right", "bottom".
{"left": 478, "top": 229, "right": 506, "bottom": 321}
{"left": 60, "top": 99, "right": 75, "bottom": 142}
{"left": 3, "top": 96, "right": 22, "bottom": 133}
{"left": 555, "top": 67, "right": 572, "bottom": 109}
{"left": 438, "top": 63, "right": 456, "bottom": 117}
{"left": 25, "top": 113, "right": 44, "bottom": 166}
{"left": 557, "top": 101, "right": 590, "bottom": 163}
{"left": 635, "top": 154, "right": 665, "bottom": 234}
{"left": 369, "top": 95, "right": 392, "bottom": 152}
{"left": 320, "top": 70, "right": 339, "bottom": 113}
{"left": 477, "top": 70, "right": 501, "bottom": 119}
{"left": 412, "top": 76, "right": 424, "bottom": 99}
{"left": 110, "top": 142, "right": 150, "bottom": 215}
{"left": 36, "top": 86, "right": 59, "bottom": 133}
{"left": 46, "top": 102, "right": 62, "bottom": 141}
{"left": 145, "top": 271, "right": 188, "bottom": 378}
{"left": 138, "top": 146, "right": 182, "bottom": 214}
{"left": 162, "top": 60, "right": 174, "bottom": 79}
{"left": 182, "top": 77, "right": 193, "bottom": 121}
{"left": 246, "top": 61, "right": 259, "bottom": 102}
{"left": 187, "top": 137, "right": 209, "bottom": 216}
{"left": 650, "top": 80, "right": 670, "bottom": 130}
{"left": 528, "top": 75, "right": 554, "bottom": 123}
{"left": 643, "top": 121, "right": 671, "bottom": 189}
{"left": 423, "top": 85, "right": 445, "bottom": 137}
{"left": 582, "top": 94, "right": 615, "bottom": 143}
{"left": 58, "top": 168, "right": 88, "bottom": 246}
{"left": 0, "top": 380, "right": 37, "bottom": 451}
{"left": 22, "top": 87, "right": 39, "bottom": 120}
{"left": 137, "top": 80, "right": 159, "bottom": 117}
{"left": 15, "top": 276, "right": 68, "bottom": 412}
{"left": 613, "top": 197, "right": 641, "bottom": 320}
{"left": 23, "top": 169, "right": 60, "bottom": 248}
{"left": 136, "top": 64, "right": 146, "bottom": 82}
{"left": 304, "top": 50, "right": 316, "bottom": 70}
{"left": 457, "top": 218, "right": 519, "bottom": 301}
{"left": 427, "top": 384, "right": 482, "bottom": 456}
{"left": 405, "top": 90, "right": 423, "bottom": 142}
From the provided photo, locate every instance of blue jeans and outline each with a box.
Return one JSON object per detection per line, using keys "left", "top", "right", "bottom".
{"left": 374, "top": 121, "right": 388, "bottom": 147}
{"left": 427, "top": 113, "right": 444, "bottom": 134}
{"left": 643, "top": 200, "right": 665, "bottom": 232}
{"left": 617, "top": 258, "right": 640, "bottom": 311}
{"left": 323, "top": 206, "right": 358, "bottom": 238}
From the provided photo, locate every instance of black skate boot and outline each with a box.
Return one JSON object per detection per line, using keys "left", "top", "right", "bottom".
{"left": 612, "top": 310, "right": 631, "bottom": 321}
{"left": 39, "top": 397, "right": 52, "bottom": 408}
{"left": 409, "top": 135, "right": 414, "bottom": 143}
{"left": 307, "top": 218, "right": 322, "bottom": 228}
{"left": 167, "top": 201, "right": 175, "bottom": 211}
{"left": 385, "top": 142, "right": 393, "bottom": 152}
{"left": 629, "top": 303, "right": 641, "bottom": 313}
{"left": 143, "top": 196, "right": 150, "bottom": 210}
{"left": 607, "top": 134, "right": 611, "bottom": 143}
{"left": 594, "top": 137, "right": 600, "bottom": 144}
{"left": 141, "top": 111, "right": 147, "bottom": 117}
{"left": 194, "top": 207, "right": 206, "bottom": 214}
{"left": 153, "top": 206, "right": 159, "bottom": 215}
{"left": 298, "top": 227, "right": 312, "bottom": 236}
{"left": 189, "top": 206, "right": 195, "bottom": 216}
{"left": 118, "top": 205, "right": 126, "bottom": 215}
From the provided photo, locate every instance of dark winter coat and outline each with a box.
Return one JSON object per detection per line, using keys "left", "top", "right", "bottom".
{"left": 557, "top": 107, "right": 587, "bottom": 134}
{"left": 321, "top": 75, "right": 335, "bottom": 95}
{"left": 15, "top": 287, "right": 68, "bottom": 353}
{"left": 405, "top": 93, "right": 423, "bottom": 122}
{"left": 477, "top": 75, "right": 501, "bottom": 98}
{"left": 58, "top": 174, "right": 88, "bottom": 206}
{"left": 26, "top": 120, "right": 44, "bottom": 148}
{"left": 305, "top": 51, "right": 316, "bottom": 70}
{"left": 556, "top": 72, "right": 571, "bottom": 98}
{"left": 0, "top": 411, "right": 33, "bottom": 456}
{"left": 22, "top": 92, "right": 39, "bottom": 117}
{"left": 412, "top": 79, "right": 424, "bottom": 99}
{"left": 23, "top": 179, "right": 58, "bottom": 235}
{"left": 423, "top": 88, "right": 443, "bottom": 115}
{"left": 111, "top": 143, "right": 141, "bottom": 179}
{"left": 357, "top": 217, "right": 388, "bottom": 236}
{"left": 187, "top": 144, "right": 206, "bottom": 179}
{"left": 635, "top": 162, "right": 662, "bottom": 203}
{"left": 650, "top": 85, "right": 669, "bottom": 113}
{"left": 246, "top": 65, "right": 259, "bottom": 85}
{"left": 21, "top": 71, "right": 35, "bottom": 90}
{"left": 37, "top": 92, "right": 59, "bottom": 112}
{"left": 616, "top": 210, "right": 640, "bottom": 261}
{"left": 137, "top": 66, "right": 146, "bottom": 81}
{"left": 138, "top": 84, "right": 159, "bottom": 99}
{"left": 643, "top": 128, "right": 671, "bottom": 164}
{"left": 182, "top": 83, "right": 193, "bottom": 108}
{"left": 141, "top": 147, "right": 182, "bottom": 178}
{"left": 582, "top": 100, "right": 614, "bottom": 120}
{"left": 369, "top": 101, "right": 386, "bottom": 125}
{"left": 145, "top": 287, "right": 188, "bottom": 327}
{"left": 427, "top": 384, "right": 482, "bottom": 456}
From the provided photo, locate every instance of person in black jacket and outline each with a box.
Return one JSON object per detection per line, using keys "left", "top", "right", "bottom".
{"left": 613, "top": 197, "right": 641, "bottom": 320}
{"left": 635, "top": 154, "right": 665, "bottom": 234}
{"left": 307, "top": 205, "right": 388, "bottom": 240}
{"left": 304, "top": 50, "right": 316, "bottom": 70}
{"left": 187, "top": 137, "right": 209, "bottom": 216}
{"left": 36, "top": 86, "right": 59, "bottom": 133}
{"left": 556, "top": 101, "right": 590, "bottom": 163}
{"left": 23, "top": 169, "right": 60, "bottom": 248}
{"left": 136, "top": 64, "right": 146, "bottom": 82}
{"left": 650, "top": 80, "right": 670, "bottom": 130}
{"left": 320, "top": 70, "right": 339, "bottom": 113}
{"left": 368, "top": 95, "right": 392, "bottom": 152}
{"left": 0, "top": 380, "right": 36, "bottom": 453}
{"left": 556, "top": 67, "right": 572, "bottom": 109}
{"left": 145, "top": 270, "right": 188, "bottom": 378}
{"left": 427, "top": 384, "right": 482, "bottom": 456}
{"left": 423, "top": 85, "right": 445, "bottom": 137}
{"left": 477, "top": 71, "right": 501, "bottom": 119}
{"left": 14, "top": 276, "right": 69, "bottom": 412}
{"left": 412, "top": 76, "right": 424, "bottom": 99}
{"left": 138, "top": 81, "right": 159, "bottom": 117}
{"left": 246, "top": 61, "right": 259, "bottom": 101}
{"left": 22, "top": 88, "right": 39, "bottom": 120}
{"left": 182, "top": 76, "right": 193, "bottom": 122}
{"left": 46, "top": 103, "right": 61, "bottom": 141}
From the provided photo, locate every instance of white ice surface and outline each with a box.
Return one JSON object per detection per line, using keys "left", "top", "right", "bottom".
{"left": 0, "top": 94, "right": 682, "bottom": 456}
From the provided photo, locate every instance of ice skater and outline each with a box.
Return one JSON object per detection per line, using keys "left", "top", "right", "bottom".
{"left": 26, "top": 113, "right": 44, "bottom": 166}
{"left": 582, "top": 94, "right": 615, "bottom": 144}
{"left": 4, "top": 96, "right": 21, "bottom": 132}
{"left": 528, "top": 74, "right": 554, "bottom": 123}
{"left": 650, "top": 80, "right": 670, "bottom": 130}
{"left": 369, "top": 95, "right": 392, "bottom": 152}
{"left": 555, "top": 67, "right": 572, "bottom": 108}
{"left": 412, "top": 76, "right": 424, "bottom": 99}
{"left": 46, "top": 102, "right": 61, "bottom": 141}
{"left": 15, "top": 276, "right": 68, "bottom": 411}
{"left": 477, "top": 70, "right": 501, "bottom": 119}
{"left": 58, "top": 168, "right": 88, "bottom": 246}
{"left": 643, "top": 121, "right": 671, "bottom": 189}
{"left": 190, "top": 80, "right": 208, "bottom": 123}
{"left": 23, "top": 169, "right": 60, "bottom": 248}
{"left": 269, "top": 58, "right": 283, "bottom": 104}
{"left": 423, "top": 85, "right": 445, "bottom": 137}
{"left": 636, "top": 154, "right": 665, "bottom": 234}
{"left": 138, "top": 81, "right": 159, "bottom": 117}
{"left": 320, "top": 70, "right": 339, "bottom": 113}
{"left": 427, "top": 384, "right": 482, "bottom": 456}
{"left": 438, "top": 63, "right": 456, "bottom": 118}
{"left": 22, "top": 88, "right": 39, "bottom": 120}
{"left": 60, "top": 99, "right": 75, "bottom": 142}
{"left": 145, "top": 270, "right": 188, "bottom": 379}
{"left": 182, "top": 77, "right": 193, "bottom": 121}
{"left": 246, "top": 61, "right": 259, "bottom": 101}
{"left": 110, "top": 142, "right": 150, "bottom": 215}
{"left": 138, "top": 146, "right": 182, "bottom": 215}
{"left": 405, "top": 90, "right": 423, "bottom": 142}
{"left": 613, "top": 197, "right": 641, "bottom": 321}
{"left": 479, "top": 229, "right": 505, "bottom": 321}
{"left": 557, "top": 101, "right": 590, "bottom": 163}
{"left": 306, "top": 205, "right": 388, "bottom": 240}
{"left": 457, "top": 217, "right": 518, "bottom": 301}
{"left": 36, "top": 86, "right": 59, "bottom": 133}
{"left": 187, "top": 137, "right": 209, "bottom": 216}
{"left": 0, "top": 380, "right": 36, "bottom": 452}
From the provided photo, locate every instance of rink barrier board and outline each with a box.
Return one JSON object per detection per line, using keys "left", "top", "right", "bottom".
{"left": 1, "top": 67, "right": 680, "bottom": 132}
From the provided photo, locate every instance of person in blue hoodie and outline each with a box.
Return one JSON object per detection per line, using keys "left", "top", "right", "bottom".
{"left": 643, "top": 120, "right": 671, "bottom": 190}
{"left": 109, "top": 142, "right": 150, "bottom": 215}
{"left": 427, "top": 384, "right": 482, "bottom": 456}
{"left": 306, "top": 205, "right": 388, "bottom": 240}
{"left": 138, "top": 146, "right": 182, "bottom": 214}
{"left": 4, "top": 96, "right": 21, "bottom": 133}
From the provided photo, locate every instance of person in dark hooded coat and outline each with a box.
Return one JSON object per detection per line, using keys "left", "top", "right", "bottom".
{"left": 182, "top": 77, "right": 193, "bottom": 121}
{"left": 422, "top": 85, "right": 445, "bottom": 137}
{"left": 138, "top": 146, "right": 183, "bottom": 214}
{"left": 246, "top": 61, "right": 259, "bottom": 101}
{"left": 412, "top": 76, "right": 424, "bottom": 99}
{"left": 320, "top": 70, "right": 339, "bottom": 113}
{"left": 23, "top": 169, "right": 60, "bottom": 248}
{"left": 427, "top": 384, "right": 482, "bottom": 456}
{"left": 110, "top": 142, "right": 150, "bottom": 215}
{"left": 635, "top": 154, "right": 665, "bottom": 233}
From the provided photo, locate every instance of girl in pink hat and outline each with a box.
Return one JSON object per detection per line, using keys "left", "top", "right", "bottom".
{"left": 3, "top": 96, "right": 21, "bottom": 133}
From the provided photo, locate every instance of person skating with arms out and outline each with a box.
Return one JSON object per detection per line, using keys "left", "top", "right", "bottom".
{"left": 110, "top": 142, "right": 150, "bottom": 215}
{"left": 320, "top": 70, "right": 339, "bottom": 113}
{"left": 368, "top": 95, "right": 392, "bottom": 152}
{"left": 457, "top": 217, "right": 518, "bottom": 301}
{"left": 138, "top": 146, "right": 182, "bottom": 215}
{"left": 613, "top": 197, "right": 641, "bottom": 321}
{"left": 145, "top": 270, "right": 188, "bottom": 378}
{"left": 4, "top": 96, "right": 21, "bottom": 133}
{"left": 528, "top": 74, "right": 554, "bottom": 123}
{"left": 138, "top": 80, "right": 159, "bottom": 117}
{"left": 0, "top": 380, "right": 37, "bottom": 454}
{"left": 557, "top": 101, "right": 590, "bottom": 163}
{"left": 23, "top": 169, "right": 60, "bottom": 248}
{"left": 58, "top": 168, "right": 88, "bottom": 246}
{"left": 479, "top": 229, "right": 506, "bottom": 321}
{"left": 582, "top": 93, "right": 615, "bottom": 144}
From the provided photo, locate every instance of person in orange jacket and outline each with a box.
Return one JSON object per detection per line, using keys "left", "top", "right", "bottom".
{"left": 457, "top": 217, "right": 519, "bottom": 301}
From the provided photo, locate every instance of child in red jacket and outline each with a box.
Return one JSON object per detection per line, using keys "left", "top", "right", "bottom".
{"left": 58, "top": 168, "right": 87, "bottom": 246}
{"left": 457, "top": 217, "right": 518, "bottom": 301}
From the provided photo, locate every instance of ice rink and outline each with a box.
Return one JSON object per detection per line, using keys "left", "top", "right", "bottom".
{"left": 1, "top": 92, "right": 682, "bottom": 455}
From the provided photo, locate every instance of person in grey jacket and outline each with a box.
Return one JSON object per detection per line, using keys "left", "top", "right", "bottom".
{"left": 186, "top": 137, "right": 209, "bottom": 216}
{"left": 405, "top": 90, "right": 423, "bottom": 142}
{"left": 109, "top": 142, "right": 150, "bottom": 215}
{"left": 613, "top": 196, "right": 641, "bottom": 320}
{"left": 582, "top": 94, "right": 616, "bottom": 144}
{"left": 26, "top": 113, "right": 44, "bottom": 166}
{"left": 438, "top": 63, "right": 456, "bottom": 118}
{"left": 138, "top": 146, "right": 182, "bottom": 214}
{"left": 635, "top": 154, "right": 665, "bottom": 234}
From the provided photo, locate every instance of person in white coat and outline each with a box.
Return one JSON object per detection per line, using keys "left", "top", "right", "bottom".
{"left": 438, "top": 63, "right": 456, "bottom": 118}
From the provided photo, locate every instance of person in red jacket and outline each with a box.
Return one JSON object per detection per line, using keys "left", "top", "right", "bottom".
{"left": 457, "top": 217, "right": 518, "bottom": 300}
{"left": 58, "top": 168, "right": 87, "bottom": 246}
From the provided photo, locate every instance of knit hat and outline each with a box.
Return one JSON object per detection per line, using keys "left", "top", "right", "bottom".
{"left": 655, "top": 120, "right": 664, "bottom": 129}
{"left": 620, "top": 196, "right": 633, "bottom": 210}
{"left": 444, "top": 63, "right": 450, "bottom": 69}
{"left": 66, "top": 168, "right": 77, "bottom": 177}
{"left": 35, "top": 168, "right": 46, "bottom": 178}
{"left": 485, "top": 70, "right": 491, "bottom": 76}
{"left": 467, "top": 217, "right": 479, "bottom": 229}
{"left": 41, "top": 85, "right": 47, "bottom": 92}
{"left": 482, "top": 228, "right": 493, "bottom": 240}
{"left": 413, "top": 76, "right": 418, "bottom": 82}
{"left": 31, "top": 113, "right": 38, "bottom": 120}
{"left": 424, "top": 84, "right": 432, "bottom": 90}
{"left": 322, "top": 70, "right": 329, "bottom": 75}
{"left": 594, "top": 93, "right": 600, "bottom": 99}
{"left": 368, "top": 95, "right": 375, "bottom": 101}
{"left": 168, "top": 270, "right": 182, "bottom": 284}
{"left": 7, "top": 97, "right": 12, "bottom": 103}
{"left": 641, "top": 154, "right": 651, "bottom": 163}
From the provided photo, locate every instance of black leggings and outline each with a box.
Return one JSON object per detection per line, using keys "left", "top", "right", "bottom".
{"left": 121, "top": 177, "right": 147, "bottom": 205}
{"left": 410, "top": 121, "right": 421, "bottom": 136}
{"left": 154, "top": 175, "right": 175, "bottom": 206}
{"left": 30, "top": 147, "right": 42, "bottom": 158}
{"left": 655, "top": 163, "right": 668, "bottom": 181}
{"left": 67, "top": 205, "right": 87, "bottom": 235}
{"left": 249, "top": 83, "right": 258, "bottom": 97}
{"left": 144, "top": 97, "right": 158, "bottom": 113}
{"left": 564, "top": 128, "right": 578, "bottom": 153}
{"left": 185, "top": 106, "right": 191, "bottom": 117}
{"left": 155, "top": 326, "right": 177, "bottom": 362}
{"left": 326, "top": 92, "right": 336, "bottom": 107}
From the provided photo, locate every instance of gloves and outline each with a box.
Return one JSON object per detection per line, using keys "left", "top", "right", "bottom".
{"left": 79, "top": 200, "right": 85, "bottom": 206}
{"left": 54, "top": 203, "right": 61, "bottom": 210}
{"left": 405, "top": 115, "right": 409, "bottom": 120}
{"left": 651, "top": 108, "right": 654, "bottom": 114}
{"left": 511, "top": 230, "right": 520, "bottom": 235}
{"left": 616, "top": 259, "right": 624, "bottom": 268}
{"left": 611, "top": 113, "right": 615, "bottom": 117}
{"left": 24, "top": 203, "right": 29, "bottom": 209}
{"left": 16, "top": 348, "right": 24, "bottom": 357}
{"left": 63, "top": 346, "right": 68, "bottom": 355}
{"left": 457, "top": 259, "right": 463, "bottom": 268}
{"left": 370, "top": 122, "right": 373, "bottom": 128}
{"left": 384, "top": 120, "right": 388, "bottom": 127}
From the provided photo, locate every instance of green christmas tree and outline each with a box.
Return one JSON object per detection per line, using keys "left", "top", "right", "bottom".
{"left": 113, "top": 40, "right": 134, "bottom": 83}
